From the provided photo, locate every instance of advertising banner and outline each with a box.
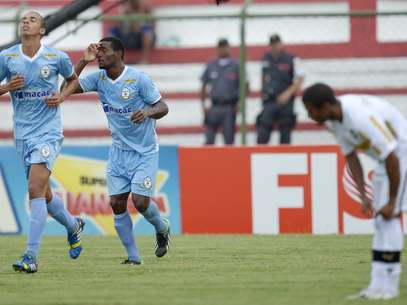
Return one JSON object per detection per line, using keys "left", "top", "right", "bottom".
{"left": 2, "top": 144, "right": 405, "bottom": 235}
{"left": 179, "top": 145, "right": 406, "bottom": 234}
{"left": 0, "top": 145, "right": 180, "bottom": 235}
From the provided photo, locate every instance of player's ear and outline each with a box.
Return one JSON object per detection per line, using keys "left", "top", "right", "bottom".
{"left": 39, "top": 28, "right": 46, "bottom": 36}
{"left": 321, "top": 102, "right": 331, "bottom": 114}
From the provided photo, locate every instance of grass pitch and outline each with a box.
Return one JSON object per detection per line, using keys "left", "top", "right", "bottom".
{"left": 0, "top": 235, "right": 406, "bottom": 305}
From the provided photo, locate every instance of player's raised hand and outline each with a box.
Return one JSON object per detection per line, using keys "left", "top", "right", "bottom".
{"left": 6, "top": 75, "right": 25, "bottom": 91}
{"left": 45, "top": 92, "right": 64, "bottom": 108}
{"left": 83, "top": 43, "right": 99, "bottom": 63}
{"left": 131, "top": 109, "right": 150, "bottom": 124}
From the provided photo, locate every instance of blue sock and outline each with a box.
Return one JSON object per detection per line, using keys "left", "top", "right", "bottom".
{"left": 25, "top": 198, "right": 48, "bottom": 259}
{"left": 114, "top": 212, "right": 140, "bottom": 262}
{"left": 47, "top": 194, "right": 77, "bottom": 234}
{"left": 141, "top": 200, "right": 167, "bottom": 233}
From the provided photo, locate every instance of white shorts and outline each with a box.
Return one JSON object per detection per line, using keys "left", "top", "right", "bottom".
{"left": 372, "top": 156, "right": 407, "bottom": 214}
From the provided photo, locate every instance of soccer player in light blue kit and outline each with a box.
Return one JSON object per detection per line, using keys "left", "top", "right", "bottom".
{"left": 48, "top": 37, "right": 170, "bottom": 265}
{"left": 0, "top": 11, "right": 85, "bottom": 273}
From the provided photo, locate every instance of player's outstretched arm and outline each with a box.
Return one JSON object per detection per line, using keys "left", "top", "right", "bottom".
{"left": 130, "top": 100, "right": 169, "bottom": 124}
{"left": 60, "top": 43, "right": 98, "bottom": 92}
{"left": 345, "top": 151, "right": 373, "bottom": 217}
{"left": 0, "top": 75, "right": 24, "bottom": 96}
{"left": 378, "top": 152, "right": 400, "bottom": 219}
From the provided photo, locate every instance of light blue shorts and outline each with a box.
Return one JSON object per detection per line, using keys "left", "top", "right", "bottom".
{"left": 15, "top": 135, "right": 63, "bottom": 178}
{"left": 107, "top": 145, "right": 158, "bottom": 197}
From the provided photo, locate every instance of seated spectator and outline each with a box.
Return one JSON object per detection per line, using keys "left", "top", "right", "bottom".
{"left": 109, "top": 0, "right": 155, "bottom": 64}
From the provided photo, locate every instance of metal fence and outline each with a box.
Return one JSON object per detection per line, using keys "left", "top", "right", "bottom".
{"left": 1, "top": 1, "right": 407, "bottom": 145}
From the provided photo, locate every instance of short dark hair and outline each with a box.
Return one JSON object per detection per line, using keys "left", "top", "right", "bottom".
{"left": 302, "top": 83, "right": 337, "bottom": 109}
{"left": 269, "top": 34, "right": 281, "bottom": 44}
{"left": 217, "top": 38, "right": 229, "bottom": 48}
{"left": 100, "top": 36, "right": 125, "bottom": 59}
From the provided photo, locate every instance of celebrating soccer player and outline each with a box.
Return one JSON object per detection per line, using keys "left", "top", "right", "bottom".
{"left": 302, "top": 83, "right": 406, "bottom": 300}
{"left": 0, "top": 11, "right": 85, "bottom": 273}
{"left": 47, "top": 37, "right": 170, "bottom": 265}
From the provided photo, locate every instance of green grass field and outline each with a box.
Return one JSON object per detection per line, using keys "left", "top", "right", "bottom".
{"left": 0, "top": 235, "right": 406, "bottom": 305}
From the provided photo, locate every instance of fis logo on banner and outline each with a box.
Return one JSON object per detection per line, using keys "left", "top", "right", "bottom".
{"left": 50, "top": 155, "right": 170, "bottom": 235}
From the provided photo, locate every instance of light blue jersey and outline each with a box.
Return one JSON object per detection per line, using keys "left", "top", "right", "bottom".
{"left": 0, "top": 44, "right": 74, "bottom": 140}
{"left": 79, "top": 66, "right": 161, "bottom": 155}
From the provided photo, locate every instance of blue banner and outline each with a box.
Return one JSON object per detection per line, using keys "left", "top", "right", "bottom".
{"left": 0, "top": 145, "right": 180, "bottom": 235}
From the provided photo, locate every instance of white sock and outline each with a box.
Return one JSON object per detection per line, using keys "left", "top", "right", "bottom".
{"left": 383, "top": 263, "right": 401, "bottom": 296}
{"left": 368, "top": 262, "right": 385, "bottom": 293}
{"left": 370, "top": 216, "right": 403, "bottom": 296}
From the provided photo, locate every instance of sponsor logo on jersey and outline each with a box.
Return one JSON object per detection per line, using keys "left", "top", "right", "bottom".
{"left": 14, "top": 90, "right": 51, "bottom": 100}
{"left": 124, "top": 79, "right": 136, "bottom": 84}
{"left": 1, "top": 53, "right": 18, "bottom": 57}
{"left": 40, "top": 65, "right": 51, "bottom": 78}
{"left": 102, "top": 104, "right": 133, "bottom": 115}
{"left": 43, "top": 53, "right": 58, "bottom": 58}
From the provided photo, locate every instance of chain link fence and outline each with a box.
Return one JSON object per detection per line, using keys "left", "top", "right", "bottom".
{"left": 0, "top": 1, "right": 406, "bottom": 145}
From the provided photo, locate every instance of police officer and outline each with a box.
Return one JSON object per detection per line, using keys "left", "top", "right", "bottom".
{"left": 200, "top": 39, "right": 240, "bottom": 145}
{"left": 256, "top": 34, "right": 304, "bottom": 144}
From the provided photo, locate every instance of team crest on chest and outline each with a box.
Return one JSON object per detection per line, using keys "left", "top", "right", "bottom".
{"left": 121, "top": 87, "right": 131, "bottom": 100}
{"left": 40, "top": 65, "right": 51, "bottom": 79}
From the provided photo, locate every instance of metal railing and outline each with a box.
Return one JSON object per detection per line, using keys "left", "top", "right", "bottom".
{"left": 1, "top": 0, "right": 406, "bottom": 144}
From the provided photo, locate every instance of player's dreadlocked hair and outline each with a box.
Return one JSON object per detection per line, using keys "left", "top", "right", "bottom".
{"left": 302, "top": 83, "right": 338, "bottom": 109}
{"left": 100, "top": 36, "right": 125, "bottom": 60}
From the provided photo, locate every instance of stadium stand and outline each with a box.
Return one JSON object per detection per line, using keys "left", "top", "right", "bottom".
{"left": 1, "top": 0, "right": 407, "bottom": 145}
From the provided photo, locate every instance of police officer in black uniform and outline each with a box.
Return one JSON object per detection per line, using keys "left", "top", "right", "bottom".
{"left": 200, "top": 39, "right": 240, "bottom": 145}
{"left": 256, "top": 34, "right": 304, "bottom": 144}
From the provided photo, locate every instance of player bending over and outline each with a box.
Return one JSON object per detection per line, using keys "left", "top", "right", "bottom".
{"left": 303, "top": 83, "right": 406, "bottom": 300}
